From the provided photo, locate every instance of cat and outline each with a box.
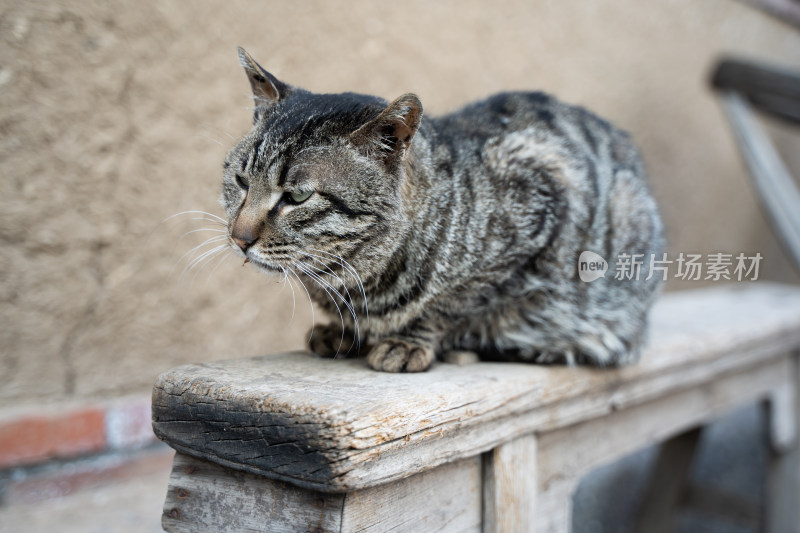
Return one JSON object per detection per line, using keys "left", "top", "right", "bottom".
{"left": 219, "top": 47, "right": 664, "bottom": 373}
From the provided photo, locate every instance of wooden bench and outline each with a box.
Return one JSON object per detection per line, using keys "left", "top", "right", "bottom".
{"left": 152, "top": 284, "right": 800, "bottom": 532}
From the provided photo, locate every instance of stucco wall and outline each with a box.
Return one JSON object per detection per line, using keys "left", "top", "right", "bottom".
{"left": 1, "top": 0, "right": 799, "bottom": 404}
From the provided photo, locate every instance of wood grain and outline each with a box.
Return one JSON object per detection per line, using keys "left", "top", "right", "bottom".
{"left": 482, "top": 433, "right": 537, "bottom": 533}
{"left": 340, "top": 456, "right": 481, "bottom": 532}
{"left": 162, "top": 452, "right": 481, "bottom": 533}
{"left": 531, "top": 355, "right": 792, "bottom": 533}
{"left": 162, "top": 452, "right": 344, "bottom": 533}
{"left": 536, "top": 356, "right": 791, "bottom": 490}
{"left": 152, "top": 284, "right": 800, "bottom": 492}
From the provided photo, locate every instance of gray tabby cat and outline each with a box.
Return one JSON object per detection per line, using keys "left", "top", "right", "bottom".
{"left": 220, "top": 47, "right": 664, "bottom": 373}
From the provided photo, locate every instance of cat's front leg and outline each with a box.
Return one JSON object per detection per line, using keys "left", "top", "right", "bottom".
{"left": 367, "top": 326, "right": 437, "bottom": 373}
{"left": 308, "top": 323, "right": 361, "bottom": 358}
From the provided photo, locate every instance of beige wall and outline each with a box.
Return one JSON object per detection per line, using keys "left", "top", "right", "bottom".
{"left": 1, "top": 0, "right": 799, "bottom": 405}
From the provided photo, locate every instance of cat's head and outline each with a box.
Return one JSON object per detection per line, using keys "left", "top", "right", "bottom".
{"left": 220, "top": 47, "right": 423, "bottom": 284}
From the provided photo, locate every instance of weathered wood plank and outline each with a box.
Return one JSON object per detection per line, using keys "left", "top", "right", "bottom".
{"left": 162, "top": 453, "right": 344, "bottom": 533}
{"left": 711, "top": 58, "right": 800, "bottom": 125}
{"left": 767, "top": 378, "right": 797, "bottom": 453}
{"left": 533, "top": 482, "right": 575, "bottom": 533}
{"left": 536, "top": 355, "right": 791, "bottom": 489}
{"left": 532, "top": 357, "right": 791, "bottom": 533}
{"left": 482, "top": 433, "right": 537, "bottom": 533}
{"left": 766, "top": 353, "right": 800, "bottom": 533}
{"left": 340, "top": 456, "right": 481, "bottom": 532}
{"left": 162, "top": 452, "right": 481, "bottom": 533}
{"left": 152, "top": 285, "right": 800, "bottom": 491}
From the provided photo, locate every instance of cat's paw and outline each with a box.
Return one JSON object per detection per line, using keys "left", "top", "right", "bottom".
{"left": 367, "top": 338, "right": 434, "bottom": 372}
{"left": 308, "top": 324, "right": 357, "bottom": 358}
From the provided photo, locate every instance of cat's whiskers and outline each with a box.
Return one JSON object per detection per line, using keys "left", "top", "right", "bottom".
{"left": 286, "top": 265, "right": 316, "bottom": 344}
{"left": 304, "top": 255, "right": 361, "bottom": 350}
{"left": 179, "top": 243, "right": 229, "bottom": 279}
{"left": 303, "top": 256, "right": 354, "bottom": 314}
{"left": 278, "top": 266, "right": 297, "bottom": 324}
{"left": 308, "top": 248, "right": 369, "bottom": 326}
{"left": 298, "top": 259, "right": 358, "bottom": 330}
{"left": 302, "top": 258, "right": 360, "bottom": 349}
{"left": 179, "top": 243, "right": 229, "bottom": 281}
{"left": 171, "top": 235, "right": 229, "bottom": 276}
{"left": 161, "top": 207, "right": 234, "bottom": 289}
{"left": 190, "top": 216, "right": 227, "bottom": 228}
{"left": 164, "top": 210, "right": 227, "bottom": 225}
{"left": 196, "top": 249, "right": 231, "bottom": 284}
{"left": 199, "top": 132, "right": 224, "bottom": 148}
{"left": 151, "top": 210, "right": 226, "bottom": 256}
{"left": 294, "top": 262, "right": 348, "bottom": 358}
{"left": 190, "top": 248, "right": 224, "bottom": 284}
{"left": 294, "top": 258, "right": 363, "bottom": 357}
{"left": 179, "top": 227, "right": 227, "bottom": 240}
{"left": 201, "top": 248, "right": 234, "bottom": 289}
{"left": 197, "top": 122, "right": 239, "bottom": 143}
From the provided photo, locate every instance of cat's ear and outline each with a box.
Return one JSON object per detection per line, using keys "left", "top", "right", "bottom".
{"left": 237, "top": 47, "right": 290, "bottom": 115}
{"left": 351, "top": 94, "right": 423, "bottom": 162}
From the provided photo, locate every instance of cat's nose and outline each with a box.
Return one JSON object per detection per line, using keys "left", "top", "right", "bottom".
{"left": 231, "top": 214, "right": 260, "bottom": 251}
{"left": 231, "top": 234, "right": 255, "bottom": 251}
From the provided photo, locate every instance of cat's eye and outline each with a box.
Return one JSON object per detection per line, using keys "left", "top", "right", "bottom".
{"left": 235, "top": 174, "right": 249, "bottom": 190}
{"left": 288, "top": 190, "right": 313, "bottom": 204}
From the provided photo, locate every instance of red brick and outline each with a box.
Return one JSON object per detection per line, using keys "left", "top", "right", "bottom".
{"left": 0, "top": 408, "right": 107, "bottom": 469}
{"left": 4, "top": 445, "right": 174, "bottom": 505}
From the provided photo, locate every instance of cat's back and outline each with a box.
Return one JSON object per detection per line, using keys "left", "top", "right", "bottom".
{"left": 433, "top": 91, "right": 565, "bottom": 134}
{"left": 431, "top": 91, "right": 638, "bottom": 172}
{"left": 426, "top": 91, "right": 662, "bottom": 365}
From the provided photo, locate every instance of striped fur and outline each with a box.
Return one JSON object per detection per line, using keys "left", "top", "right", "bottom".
{"left": 220, "top": 49, "right": 664, "bottom": 372}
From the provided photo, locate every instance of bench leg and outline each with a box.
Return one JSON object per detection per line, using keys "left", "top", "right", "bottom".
{"left": 632, "top": 426, "right": 703, "bottom": 533}
{"left": 483, "top": 433, "right": 539, "bottom": 533}
{"left": 765, "top": 353, "right": 800, "bottom": 533}
{"left": 534, "top": 482, "right": 575, "bottom": 533}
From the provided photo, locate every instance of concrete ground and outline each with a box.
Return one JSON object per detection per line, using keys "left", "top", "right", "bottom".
{"left": 0, "top": 460, "right": 170, "bottom": 533}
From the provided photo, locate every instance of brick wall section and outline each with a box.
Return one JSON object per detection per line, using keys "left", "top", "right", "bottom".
{"left": 3, "top": 445, "right": 174, "bottom": 505}
{"left": 0, "top": 396, "right": 156, "bottom": 469}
